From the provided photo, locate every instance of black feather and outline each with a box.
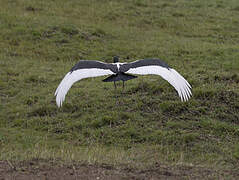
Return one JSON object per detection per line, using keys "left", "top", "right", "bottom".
{"left": 102, "top": 72, "right": 137, "bottom": 82}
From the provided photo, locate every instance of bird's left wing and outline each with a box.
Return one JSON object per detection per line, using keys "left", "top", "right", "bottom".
{"left": 120, "top": 59, "right": 192, "bottom": 102}
{"left": 55, "top": 60, "right": 116, "bottom": 107}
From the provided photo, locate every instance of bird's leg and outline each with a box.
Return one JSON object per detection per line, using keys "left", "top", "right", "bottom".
{"left": 114, "top": 81, "right": 119, "bottom": 105}
{"left": 122, "top": 81, "right": 125, "bottom": 90}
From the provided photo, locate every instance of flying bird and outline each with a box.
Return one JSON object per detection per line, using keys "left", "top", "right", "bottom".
{"left": 55, "top": 56, "right": 192, "bottom": 107}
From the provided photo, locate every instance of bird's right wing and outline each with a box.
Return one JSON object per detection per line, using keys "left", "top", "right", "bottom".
{"left": 122, "top": 59, "right": 192, "bottom": 102}
{"left": 55, "top": 60, "right": 115, "bottom": 107}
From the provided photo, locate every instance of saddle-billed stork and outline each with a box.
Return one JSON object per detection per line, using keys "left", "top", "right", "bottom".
{"left": 55, "top": 56, "right": 192, "bottom": 107}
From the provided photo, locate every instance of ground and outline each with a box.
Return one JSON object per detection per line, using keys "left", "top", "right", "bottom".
{"left": 1, "top": 160, "right": 239, "bottom": 180}
{"left": 0, "top": 0, "right": 239, "bottom": 179}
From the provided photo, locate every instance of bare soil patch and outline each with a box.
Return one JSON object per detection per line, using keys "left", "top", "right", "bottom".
{"left": 1, "top": 160, "right": 239, "bottom": 180}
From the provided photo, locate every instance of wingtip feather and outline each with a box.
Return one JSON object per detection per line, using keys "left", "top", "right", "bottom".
{"left": 169, "top": 68, "right": 192, "bottom": 102}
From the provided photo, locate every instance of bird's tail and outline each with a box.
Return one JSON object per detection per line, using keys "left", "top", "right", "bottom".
{"left": 102, "top": 73, "right": 137, "bottom": 82}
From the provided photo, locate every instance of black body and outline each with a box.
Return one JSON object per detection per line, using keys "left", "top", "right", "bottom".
{"left": 102, "top": 72, "right": 137, "bottom": 82}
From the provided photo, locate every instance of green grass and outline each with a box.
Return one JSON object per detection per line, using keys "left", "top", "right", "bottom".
{"left": 0, "top": 0, "right": 239, "bottom": 173}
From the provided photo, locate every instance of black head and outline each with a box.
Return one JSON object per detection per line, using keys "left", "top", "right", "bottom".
{"left": 113, "top": 56, "right": 119, "bottom": 63}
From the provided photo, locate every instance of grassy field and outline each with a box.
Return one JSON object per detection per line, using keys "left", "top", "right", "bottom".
{"left": 0, "top": 0, "right": 239, "bottom": 177}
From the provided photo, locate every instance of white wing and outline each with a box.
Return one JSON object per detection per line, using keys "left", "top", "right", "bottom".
{"left": 55, "top": 68, "right": 113, "bottom": 107}
{"left": 126, "top": 66, "right": 192, "bottom": 101}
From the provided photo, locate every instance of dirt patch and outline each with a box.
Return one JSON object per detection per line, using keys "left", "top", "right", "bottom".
{"left": 0, "top": 160, "right": 239, "bottom": 180}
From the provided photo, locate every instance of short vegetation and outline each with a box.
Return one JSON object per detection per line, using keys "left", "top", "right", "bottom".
{"left": 0, "top": 0, "right": 239, "bottom": 177}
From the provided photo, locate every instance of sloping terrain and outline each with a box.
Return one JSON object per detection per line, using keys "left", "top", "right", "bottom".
{"left": 0, "top": 0, "right": 239, "bottom": 178}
